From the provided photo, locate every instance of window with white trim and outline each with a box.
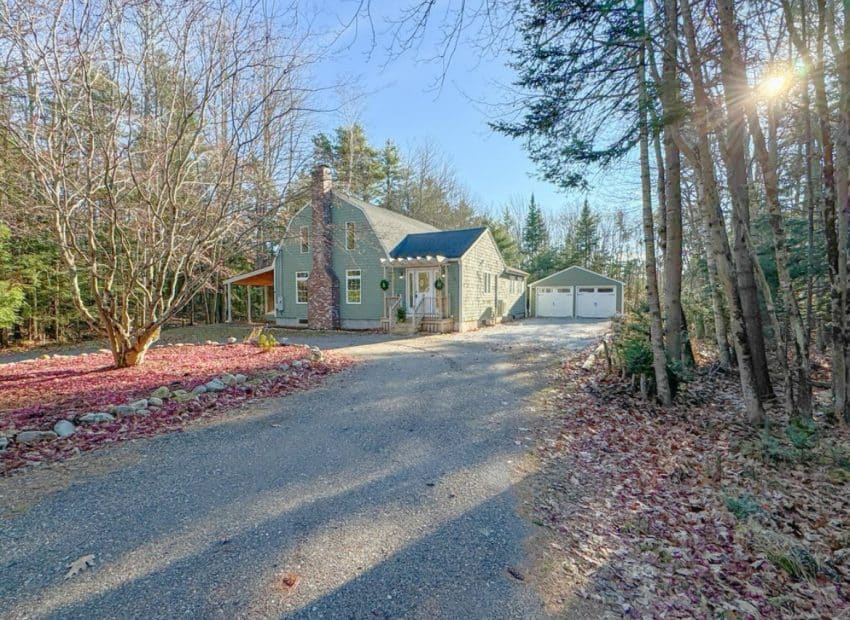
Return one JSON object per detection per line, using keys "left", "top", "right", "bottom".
{"left": 484, "top": 273, "right": 492, "bottom": 293}
{"left": 345, "top": 222, "right": 356, "bottom": 250}
{"left": 346, "top": 269, "right": 362, "bottom": 304}
{"left": 300, "top": 227, "right": 309, "bottom": 253}
{"left": 295, "top": 271, "right": 309, "bottom": 304}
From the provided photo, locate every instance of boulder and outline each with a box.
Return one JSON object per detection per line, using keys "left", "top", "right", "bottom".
{"left": 227, "top": 337, "right": 238, "bottom": 344}
{"left": 279, "top": 363, "right": 290, "bottom": 372}
{"left": 310, "top": 349, "right": 323, "bottom": 362}
{"left": 205, "top": 340, "right": 216, "bottom": 345}
{"left": 0, "top": 435, "right": 8, "bottom": 451}
{"left": 172, "top": 389, "right": 194, "bottom": 403}
{"left": 148, "top": 397, "right": 163, "bottom": 408}
{"left": 53, "top": 420, "right": 76, "bottom": 438}
{"left": 292, "top": 360, "right": 303, "bottom": 369}
{"left": 16, "top": 430, "right": 58, "bottom": 444}
{"left": 234, "top": 374, "right": 247, "bottom": 384}
{"left": 191, "top": 385, "right": 208, "bottom": 395}
{"left": 220, "top": 372, "right": 237, "bottom": 386}
{"left": 129, "top": 399, "right": 148, "bottom": 411}
{"left": 205, "top": 379, "right": 226, "bottom": 392}
{"left": 78, "top": 412, "right": 115, "bottom": 424}
{"left": 150, "top": 386, "right": 171, "bottom": 400}
{"left": 112, "top": 404, "right": 136, "bottom": 416}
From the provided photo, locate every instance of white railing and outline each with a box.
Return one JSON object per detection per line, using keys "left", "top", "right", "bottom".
{"left": 383, "top": 295, "right": 401, "bottom": 329}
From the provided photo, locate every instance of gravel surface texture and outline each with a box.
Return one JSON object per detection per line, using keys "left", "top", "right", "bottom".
{"left": 1, "top": 319, "right": 608, "bottom": 619}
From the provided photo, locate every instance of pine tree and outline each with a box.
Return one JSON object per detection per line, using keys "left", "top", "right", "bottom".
{"left": 0, "top": 224, "right": 24, "bottom": 330}
{"left": 522, "top": 194, "right": 549, "bottom": 257}
{"left": 484, "top": 218, "right": 522, "bottom": 267}
{"left": 572, "top": 199, "right": 601, "bottom": 269}
{"left": 521, "top": 195, "right": 555, "bottom": 280}
{"left": 379, "top": 140, "right": 406, "bottom": 211}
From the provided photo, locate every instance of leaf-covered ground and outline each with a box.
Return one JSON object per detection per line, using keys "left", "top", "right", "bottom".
{"left": 0, "top": 343, "right": 352, "bottom": 474}
{"left": 522, "top": 351, "right": 850, "bottom": 619}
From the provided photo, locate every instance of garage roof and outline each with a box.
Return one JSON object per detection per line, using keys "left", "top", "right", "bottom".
{"left": 528, "top": 265, "right": 623, "bottom": 288}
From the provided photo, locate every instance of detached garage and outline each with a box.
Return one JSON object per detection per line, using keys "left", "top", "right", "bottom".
{"left": 529, "top": 266, "right": 624, "bottom": 318}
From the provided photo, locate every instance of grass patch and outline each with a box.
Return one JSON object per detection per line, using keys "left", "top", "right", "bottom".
{"left": 724, "top": 493, "right": 762, "bottom": 520}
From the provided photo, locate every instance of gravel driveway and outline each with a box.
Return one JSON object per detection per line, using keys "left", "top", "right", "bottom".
{"left": 1, "top": 319, "right": 608, "bottom": 619}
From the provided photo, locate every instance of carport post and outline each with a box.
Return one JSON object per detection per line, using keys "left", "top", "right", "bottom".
{"left": 225, "top": 283, "right": 232, "bottom": 323}
{"left": 247, "top": 285, "right": 252, "bottom": 323}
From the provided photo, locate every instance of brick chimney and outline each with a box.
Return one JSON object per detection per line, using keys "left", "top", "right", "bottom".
{"left": 307, "top": 165, "right": 340, "bottom": 330}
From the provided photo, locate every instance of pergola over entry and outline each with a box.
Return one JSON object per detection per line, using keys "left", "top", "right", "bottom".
{"left": 223, "top": 265, "right": 274, "bottom": 323}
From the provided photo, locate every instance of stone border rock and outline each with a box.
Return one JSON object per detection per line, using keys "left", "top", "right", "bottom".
{"left": 1, "top": 345, "right": 323, "bottom": 453}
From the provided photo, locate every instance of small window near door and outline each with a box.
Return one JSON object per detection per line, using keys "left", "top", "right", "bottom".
{"left": 346, "top": 269, "right": 361, "bottom": 304}
{"left": 300, "top": 227, "right": 309, "bottom": 253}
{"left": 579, "top": 287, "right": 595, "bottom": 293}
{"left": 484, "top": 273, "right": 492, "bottom": 293}
{"left": 295, "top": 271, "right": 309, "bottom": 303}
{"left": 598, "top": 287, "right": 614, "bottom": 293}
{"left": 557, "top": 287, "right": 570, "bottom": 293}
{"left": 345, "top": 222, "right": 356, "bottom": 250}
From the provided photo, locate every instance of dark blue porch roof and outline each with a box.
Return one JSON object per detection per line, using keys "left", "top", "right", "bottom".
{"left": 389, "top": 227, "right": 487, "bottom": 259}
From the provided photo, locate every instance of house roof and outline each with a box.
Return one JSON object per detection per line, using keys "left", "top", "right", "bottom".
{"left": 335, "top": 192, "right": 440, "bottom": 255}
{"left": 389, "top": 227, "right": 488, "bottom": 259}
{"left": 528, "top": 265, "right": 624, "bottom": 287}
{"left": 223, "top": 265, "right": 274, "bottom": 286}
{"left": 502, "top": 266, "right": 529, "bottom": 278}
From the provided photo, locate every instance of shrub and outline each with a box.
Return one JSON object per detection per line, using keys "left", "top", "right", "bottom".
{"left": 397, "top": 306, "right": 407, "bottom": 323}
{"left": 257, "top": 332, "right": 277, "bottom": 352}
{"left": 611, "top": 307, "right": 685, "bottom": 397}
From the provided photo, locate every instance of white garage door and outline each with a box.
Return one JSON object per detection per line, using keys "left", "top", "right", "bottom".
{"left": 576, "top": 287, "right": 617, "bottom": 318}
{"left": 536, "top": 287, "right": 573, "bottom": 317}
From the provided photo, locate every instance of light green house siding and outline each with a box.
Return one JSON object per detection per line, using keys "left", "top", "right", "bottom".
{"left": 498, "top": 273, "right": 527, "bottom": 319}
{"left": 458, "top": 230, "right": 526, "bottom": 330}
{"left": 274, "top": 197, "right": 389, "bottom": 328}
{"left": 528, "top": 266, "right": 623, "bottom": 317}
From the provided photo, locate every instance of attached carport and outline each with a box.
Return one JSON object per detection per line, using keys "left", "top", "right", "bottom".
{"left": 528, "top": 265, "right": 624, "bottom": 318}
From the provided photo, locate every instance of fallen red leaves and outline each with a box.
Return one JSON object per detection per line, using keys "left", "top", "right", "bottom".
{"left": 528, "top": 350, "right": 850, "bottom": 619}
{"left": 0, "top": 343, "right": 352, "bottom": 474}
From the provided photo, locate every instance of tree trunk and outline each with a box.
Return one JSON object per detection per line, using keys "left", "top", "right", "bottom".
{"left": 716, "top": 0, "right": 774, "bottom": 401}
{"left": 638, "top": 12, "right": 672, "bottom": 405}
{"left": 679, "top": 0, "right": 765, "bottom": 424}
{"left": 660, "top": 0, "right": 685, "bottom": 366}
{"left": 747, "top": 97, "right": 813, "bottom": 418}
{"left": 110, "top": 327, "right": 161, "bottom": 368}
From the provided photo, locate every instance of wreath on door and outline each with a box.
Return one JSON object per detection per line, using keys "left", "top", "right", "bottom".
{"left": 434, "top": 278, "right": 445, "bottom": 290}
{"left": 379, "top": 279, "right": 390, "bottom": 291}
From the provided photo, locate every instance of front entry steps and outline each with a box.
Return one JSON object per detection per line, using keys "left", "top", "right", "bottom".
{"left": 384, "top": 317, "right": 454, "bottom": 335}
{"left": 420, "top": 318, "right": 454, "bottom": 333}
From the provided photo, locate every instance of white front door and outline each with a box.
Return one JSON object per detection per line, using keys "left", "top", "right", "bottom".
{"left": 407, "top": 269, "right": 435, "bottom": 314}
{"left": 576, "top": 287, "right": 617, "bottom": 318}
{"left": 536, "top": 287, "right": 573, "bottom": 317}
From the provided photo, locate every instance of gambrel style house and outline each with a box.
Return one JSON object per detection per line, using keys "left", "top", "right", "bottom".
{"left": 263, "top": 165, "right": 527, "bottom": 333}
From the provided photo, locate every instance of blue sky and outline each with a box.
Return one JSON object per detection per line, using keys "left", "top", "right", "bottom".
{"left": 304, "top": 1, "right": 640, "bottom": 219}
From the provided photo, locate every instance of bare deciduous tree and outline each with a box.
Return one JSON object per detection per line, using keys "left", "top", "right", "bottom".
{"left": 0, "top": 0, "right": 315, "bottom": 366}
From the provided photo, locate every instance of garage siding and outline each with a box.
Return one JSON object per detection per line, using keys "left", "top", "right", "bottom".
{"left": 529, "top": 266, "right": 622, "bottom": 318}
